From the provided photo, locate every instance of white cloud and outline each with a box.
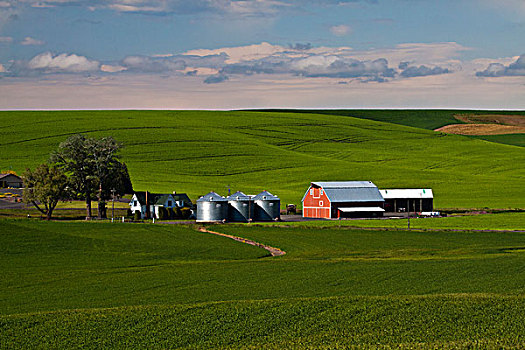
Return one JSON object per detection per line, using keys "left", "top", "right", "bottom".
{"left": 184, "top": 42, "right": 286, "bottom": 64}
{"left": 20, "top": 36, "right": 45, "bottom": 45}
{"left": 26, "top": 52, "right": 100, "bottom": 73}
{"left": 101, "top": 64, "right": 126, "bottom": 73}
{"left": 476, "top": 54, "right": 525, "bottom": 77}
{"left": 330, "top": 24, "right": 351, "bottom": 36}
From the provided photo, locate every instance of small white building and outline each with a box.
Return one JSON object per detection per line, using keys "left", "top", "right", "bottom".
{"left": 379, "top": 189, "right": 434, "bottom": 212}
{"left": 129, "top": 191, "right": 192, "bottom": 219}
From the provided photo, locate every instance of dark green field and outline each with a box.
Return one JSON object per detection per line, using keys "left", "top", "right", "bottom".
{"left": 2, "top": 220, "right": 525, "bottom": 348}
{"left": 0, "top": 110, "right": 523, "bottom": 209}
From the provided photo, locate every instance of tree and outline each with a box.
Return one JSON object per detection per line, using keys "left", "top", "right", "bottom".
{"left": 50, "top": 134, "right": 97, "bottom": 219}
{"left": 51, "top": 134, "right": 133, "bottom": 219}
{"left": 87, "top": 137, "right": 132, "bottom": 219}
{"left": 23, "top": 164, "right": 68, "bottom": 220}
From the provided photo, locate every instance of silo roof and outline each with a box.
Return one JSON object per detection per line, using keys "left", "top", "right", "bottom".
{"left": 253, "top": 190, "right": 280, "bottom": 201}
{"left": 197, "top": 191, "right": 227, "bottom": 202}
{"left": 227, "top": 191, "right": 251, "bottom": 201}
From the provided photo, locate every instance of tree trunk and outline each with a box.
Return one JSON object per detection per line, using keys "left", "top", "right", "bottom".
{"left": 86, "top": 196, "right": 92, "bottom": 220}
{"left": 46, "top": 209, "right": 53, "bottom": 220}
{"left": 98, "top": 201, "right": 107, "bottom": 219}
{"left": 97, "top": 183, "right": 106, "bottom": 219}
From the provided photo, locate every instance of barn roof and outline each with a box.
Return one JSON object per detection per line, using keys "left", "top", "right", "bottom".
{"left": 303, "top": 181, "right": 384, "bottom": 203}
{"left": 197, "top": 191, "right": 227, "bottom": 202}
{"left": 253, "top": 191, "right": 279, "bottom": 201}
{"left": 312, "top": 181, "right": 377, "bottom": 188}
{"left": 380, "top": 189, "right": 433, "bottom": 199}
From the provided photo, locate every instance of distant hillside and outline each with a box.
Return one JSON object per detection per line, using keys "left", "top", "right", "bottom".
{"left": 251, "top": 109, "right": 525, "bottom": 148}
{"left": 253, "top": 109, "right": 525, "bottom": 130}
{"left": 0, "top": 110, "right": 523, "bottom": 209}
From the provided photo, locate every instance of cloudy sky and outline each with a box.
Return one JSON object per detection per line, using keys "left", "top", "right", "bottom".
{"left": 0, "top": 0, "right": 524, "bottom": 109}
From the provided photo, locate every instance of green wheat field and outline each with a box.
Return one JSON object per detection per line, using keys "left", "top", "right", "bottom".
{"left": 0, "top": 110, "right": 524, "bottom": 348}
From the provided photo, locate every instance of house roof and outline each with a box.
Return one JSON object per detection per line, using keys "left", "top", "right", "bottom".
{"left": 134, "top": 191, "right": 193, "bottom": 206}
{"left": 172, "top": 193, "right": 192, "bottom": 204}
{"left": 380, "top": 189, "right": 433, "bottom": 199}
{"left": 303, "top": 181, "right": 384, "bottom": 203}
{"left": 0, "top": 173, "right": 22, "bottom": 181}
{"left": 197, "top": 191, "right": 227, "bottom": 202}
{"left": 253, "top": 190, "right": 279, "bottom": 201}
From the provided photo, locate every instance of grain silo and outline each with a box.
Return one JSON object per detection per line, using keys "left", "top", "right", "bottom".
{"left": 227, "top": 191, "right": 254, "bottom": 222}
{"left": 196, "top": 192, "right": 228, "bottom": 223}
{"left": 253, "top": 190, "right": 281, "bottom": 221}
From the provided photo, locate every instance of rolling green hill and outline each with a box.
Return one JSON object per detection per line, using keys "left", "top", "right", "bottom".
{"left": 257, "top": 109, "right": 525, "bottom": 131}
{"left": 0, "top": 110, "right": 523, "bottom": 209}
{"left": 2, "top": 220, "right": 525, "bottom": 348}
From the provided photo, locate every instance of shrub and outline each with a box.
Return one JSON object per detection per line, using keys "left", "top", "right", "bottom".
{"left": 173, "top": 207, "right": 182, "bottom": 219}
{"left": 126, "top": 208, "right": 133, "bottom": 218}
{"left": 133, "top": 210, "right": 141, "bottom": 221}
{"left": 158, "top": 207, "right": 168, "bottom": 220}
{"left": 168, "top": 208, "right": 175, "bottom": 219}
{"left": 180, "top": 207, "right": 191, "bottom": 219}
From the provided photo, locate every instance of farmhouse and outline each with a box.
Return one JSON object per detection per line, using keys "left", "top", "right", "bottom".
{"left": 129, "top": 191, "right": 192, "bottom": 219}
{"left": 380, "top": 189, "right": 433, "bottom": 213}
{"left": 0, "top": 173, "right": 23, "bottom": 188}
{"left": 302, "top": 181, "right": 385, "bottom": 219}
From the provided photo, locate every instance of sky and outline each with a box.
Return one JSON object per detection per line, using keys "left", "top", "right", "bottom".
{"left": 0, "top": 0, "right": 524, "bottom": 109}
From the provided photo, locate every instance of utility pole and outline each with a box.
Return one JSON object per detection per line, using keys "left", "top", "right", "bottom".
{"left": 111, "top": 188, "right": 116, "bottom": 222}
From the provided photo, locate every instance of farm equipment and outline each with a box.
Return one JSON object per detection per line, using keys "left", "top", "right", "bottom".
{"left": 286, "top": 204, "right": 297, "bottom": 215}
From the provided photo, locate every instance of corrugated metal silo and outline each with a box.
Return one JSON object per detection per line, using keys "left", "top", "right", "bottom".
{"left": 253, "top": 191, "right": 280, "bottom": 221}
{"left": 227, "top": 191, "right": 254, "bottom": 222}
{"left": 196, "top": 192, "right": 228, "bottom": 223}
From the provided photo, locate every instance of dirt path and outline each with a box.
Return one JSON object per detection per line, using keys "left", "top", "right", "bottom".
{"left": 198, "top": 227, "right": 286, "bottom": 257}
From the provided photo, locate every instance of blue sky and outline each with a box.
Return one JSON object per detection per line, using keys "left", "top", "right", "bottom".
{"left": 0, "top": 0, "right": 524, "bottom": 109}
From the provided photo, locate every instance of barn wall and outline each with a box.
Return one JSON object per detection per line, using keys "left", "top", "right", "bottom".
{"left": 302, "top": 186, "right": 332, "bottom": 218}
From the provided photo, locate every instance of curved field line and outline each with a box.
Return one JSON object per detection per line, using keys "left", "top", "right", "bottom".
{"left": 198, "top": 227, "right": 286, "bottom": 257}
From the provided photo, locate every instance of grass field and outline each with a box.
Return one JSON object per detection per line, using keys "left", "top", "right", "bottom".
{"left": 470, "top": 133, "right": 525, "bottom": 147}
{"left": 257, "top": 109, "right": 525, "bottom": 130}
{"left": 0, "top": 110, "right": 523, "bottom": 209}
{"left": 2, "top": 220, "right": 525, "bottom": 348}
{"left": 265, "top": 212, "right": 525, "bottom": 231}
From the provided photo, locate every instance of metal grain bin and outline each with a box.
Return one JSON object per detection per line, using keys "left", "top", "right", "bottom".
{"left": 227, "top": 191, "right": 254, "bottom": 222}
{"left": 253, "top": 191, "right": 280, "bottom": 221}
{"left": 196, "top": 192, "right": 228, "bottom": 223}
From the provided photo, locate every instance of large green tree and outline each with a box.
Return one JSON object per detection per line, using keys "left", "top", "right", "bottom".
{"left": 23, "top": 164, "right": 69, "bottom": 220}
{"left": 51, "top": 135, "right": 132, "bottom": 219}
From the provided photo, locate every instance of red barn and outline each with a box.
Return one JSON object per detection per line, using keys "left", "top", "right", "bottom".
{"left": 302, "top": 181, "right": 385, "bottom": 219}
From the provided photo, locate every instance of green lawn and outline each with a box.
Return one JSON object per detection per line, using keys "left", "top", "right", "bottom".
{"left": 0, "top": 110, "right": 524, "bottom": 209}
{"left": 2, "top": 220, "right": 525, "bottom": 348}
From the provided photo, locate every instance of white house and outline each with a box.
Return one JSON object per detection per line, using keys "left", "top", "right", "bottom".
{"left": 129, "top": 191, "right": 192, "bottom": 219}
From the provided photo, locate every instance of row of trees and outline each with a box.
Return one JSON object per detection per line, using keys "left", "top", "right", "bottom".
{"left": 23, "top": 135, "right": 132, "bottom": 220}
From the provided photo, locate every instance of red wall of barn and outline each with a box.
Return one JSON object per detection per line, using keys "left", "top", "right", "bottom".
{"left": 302, "top": 186, "right": 331, "bottom": 219}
